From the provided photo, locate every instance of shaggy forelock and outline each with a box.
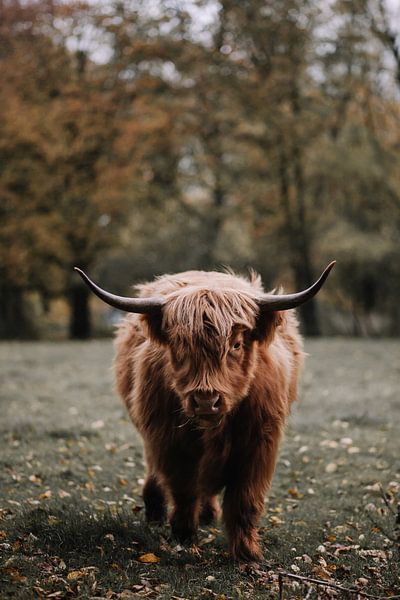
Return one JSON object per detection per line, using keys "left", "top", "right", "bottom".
{"left": 163, "top": 287, "right": 258, "bottom": 356}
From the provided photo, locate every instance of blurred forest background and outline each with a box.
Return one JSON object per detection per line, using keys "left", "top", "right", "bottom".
{"left": 1, "top": 0, "right": 400, "bottom": 340}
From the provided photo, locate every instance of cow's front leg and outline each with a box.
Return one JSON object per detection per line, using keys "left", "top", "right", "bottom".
{"left": 223, "top": 417, "right": 283, "bottom": 564}
{"left": 223, "top": 486, "right": 264, "bottom": 563}
{"left": 170, "top": 491, "right": 200, "bottom": 543}
{"left": 143, "top": 474, "right": 167, "bottom": 523}
{"left": 200, "top": 495, "right": 220, "bottom": 525}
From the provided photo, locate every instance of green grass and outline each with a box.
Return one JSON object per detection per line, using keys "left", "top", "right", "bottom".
{"left": 0, "top": 339, "right": 399, "bottom": 599}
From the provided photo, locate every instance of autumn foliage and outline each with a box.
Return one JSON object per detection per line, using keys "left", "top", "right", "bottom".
{"left": 1, "top": 0, "right": 400, "bottom": 338}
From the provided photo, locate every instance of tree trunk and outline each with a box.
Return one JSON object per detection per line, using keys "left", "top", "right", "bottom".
{"left": 0, "top": 285, "right": 37, "bottom": 339}
{"left": 200, "top": 161, "right": 225, "bottom": 269}
{"left": 68, "top": 282, "right": 91, "bottom": 339}
{"left": 277, "top": 144, "right": 321, "bottom": 336}
{"left": 292, "top": 256, "right": 321, "bottom": 336}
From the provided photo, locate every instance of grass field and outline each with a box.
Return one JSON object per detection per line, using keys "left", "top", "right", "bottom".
{"left": 0, "top": 339, "right": 399, "bottom": 599}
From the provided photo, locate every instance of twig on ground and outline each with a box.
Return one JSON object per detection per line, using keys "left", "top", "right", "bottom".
{"left": 379, "top": 485, "right": 396, "bottom": 516}
{"left": 277, "top": 571, "right": 400, "bottom": 600}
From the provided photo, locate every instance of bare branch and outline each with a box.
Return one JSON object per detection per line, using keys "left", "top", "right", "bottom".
{"left": 278, "top": 571, "right": 400, "bottom": 599}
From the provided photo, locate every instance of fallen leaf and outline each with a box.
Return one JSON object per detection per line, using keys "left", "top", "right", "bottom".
{"left": 334, "top": 544, "right": 360, "bottom": 555}
{"left": 67, "top": 570, "right": 87, "bottom": 581}
{"left": 2, "top": 567, "right": 27, "bottom": 583}
{"left": 288, "top": 487, "right": 304, "bottom": 499}
{"left": 138, "top": 553, "right": 160, "bottom": 563}
{"left": 359, "top": 549, "right": 387, "bottom": 561}
{"left": 312, "top": 565, "right": 333, "bottom": 581}
{"left": 119, "top": 592, "right": 138, "bottom": 599}
{"left": 39, "top": 490, "right": 52, "bottom": 500}
{"left": 58, "top": 489, "right": 71, "bottom": 498}
{"left": 269, "top": 516, "right": 284, "bottom": 526}
{"left": 29, "top": 474, "right": 42, "bottom": 485}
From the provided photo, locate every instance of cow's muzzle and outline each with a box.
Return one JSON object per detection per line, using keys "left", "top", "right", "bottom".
{"left": 190, "top": 391, "right": 222, "bottom": 418}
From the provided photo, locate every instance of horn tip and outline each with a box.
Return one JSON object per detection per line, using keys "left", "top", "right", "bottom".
{"left": 326, "top": 260, "right": 336, "bottom": 273}
{"left": 74, "top": 267, "right": 88, "bottom": 281}
{"left": 320, "top": 261, "right": 336, "bottom": 282}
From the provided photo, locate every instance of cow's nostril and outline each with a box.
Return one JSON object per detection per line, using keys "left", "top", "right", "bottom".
{"left": 192, "top": 393, "right": 221, "bottom": 415}
{"left": 212, "top": 395, "right": 221, "bottom": 408}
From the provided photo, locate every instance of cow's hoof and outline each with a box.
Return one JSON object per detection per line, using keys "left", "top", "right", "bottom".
{"left": 238, "top": 561, "right": 267, "bottom": 575}
{"left": 230, "top": 540, "right": 263, "bottom": 565}
{"left": 199, "top": 498, "right": 220, "bottom": 526}
{"left": 145, "top": 507, "right": 167, "bottom": 524}
{"left": 170, "top": 520, "right": 197, "bottom": 544}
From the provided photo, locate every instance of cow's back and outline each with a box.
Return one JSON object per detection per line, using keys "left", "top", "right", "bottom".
{"left": 135, "top": 269, "right": 264, "bottom": 298}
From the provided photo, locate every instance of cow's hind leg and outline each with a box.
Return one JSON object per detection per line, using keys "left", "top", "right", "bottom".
{"left": 200, "top": 496, "right": 220, "bottom": 525}
{"left": 143, "top": 474, "right": 167, "bottom": 523}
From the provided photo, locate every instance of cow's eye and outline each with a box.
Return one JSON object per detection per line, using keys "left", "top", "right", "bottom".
{"left": 232, "top": 341, "right": 241, "bottom": 351}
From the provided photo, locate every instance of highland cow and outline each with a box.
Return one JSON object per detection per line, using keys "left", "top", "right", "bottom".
{"left": 75, "top": 262, "right": 335, "bottom": 564}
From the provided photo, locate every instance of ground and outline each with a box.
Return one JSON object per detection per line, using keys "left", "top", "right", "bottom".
{"left": 0, "top": 339, "right": 399, "bottom": 599}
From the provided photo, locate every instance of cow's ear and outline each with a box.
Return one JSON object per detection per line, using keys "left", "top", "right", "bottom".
{"left": 252, "top": 310, "right": 282, "bottom": 343}
{"left": 141, "top": 311, "right": 168, "bottom": 344}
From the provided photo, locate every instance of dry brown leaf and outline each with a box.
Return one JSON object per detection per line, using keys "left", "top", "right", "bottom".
{"left": 288, "top": 487, "right": 304, "bottom": 499}
{"left": 67, "top": 570, "right": 87, "bottom": 581}
{"left": 269, "top": 515, "right": 284, "bottom": 526}
{"left": 2, "top": 567, "right": 27, "bottom": 583}
{"left": 29, "top": 474, "right": 42, "bottom": 485}
{"left": 38, "top": 490, "right": 52, "bottom": 500}
{"left": 138, "top": 552, "right": 160, "bottom": 563}
{"left": 312, "top": 565, "right": 333, "bottom": 581}
{"left": 334, "top": 544, "right": 360, "bottom": 555}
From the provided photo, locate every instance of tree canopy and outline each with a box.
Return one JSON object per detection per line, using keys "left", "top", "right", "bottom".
{"left": 1, "top": 0, "right": 399, "bottom": 338}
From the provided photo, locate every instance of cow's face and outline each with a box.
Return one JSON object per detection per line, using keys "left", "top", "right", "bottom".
{"left": 154, "top": 289, "right": 273, "bottom": 429}
{"left": 166, "top": 325, "right": 259, "bottom": 427}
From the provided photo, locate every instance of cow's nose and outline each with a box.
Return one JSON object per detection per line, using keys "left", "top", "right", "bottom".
{"left": 192, "top": 392, "right": 221, "bottom": 415}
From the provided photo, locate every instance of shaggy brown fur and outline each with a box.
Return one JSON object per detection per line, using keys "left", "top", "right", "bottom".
{"left": 114, "top": 270, "right": 304, "bottom": 563}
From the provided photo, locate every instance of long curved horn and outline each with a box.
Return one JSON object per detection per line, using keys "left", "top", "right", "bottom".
{"left": 258, "top": 261, "right": 336, "bottom": 312}
{"left": 74, "top": 268, "right": 165, "bottom": 314}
